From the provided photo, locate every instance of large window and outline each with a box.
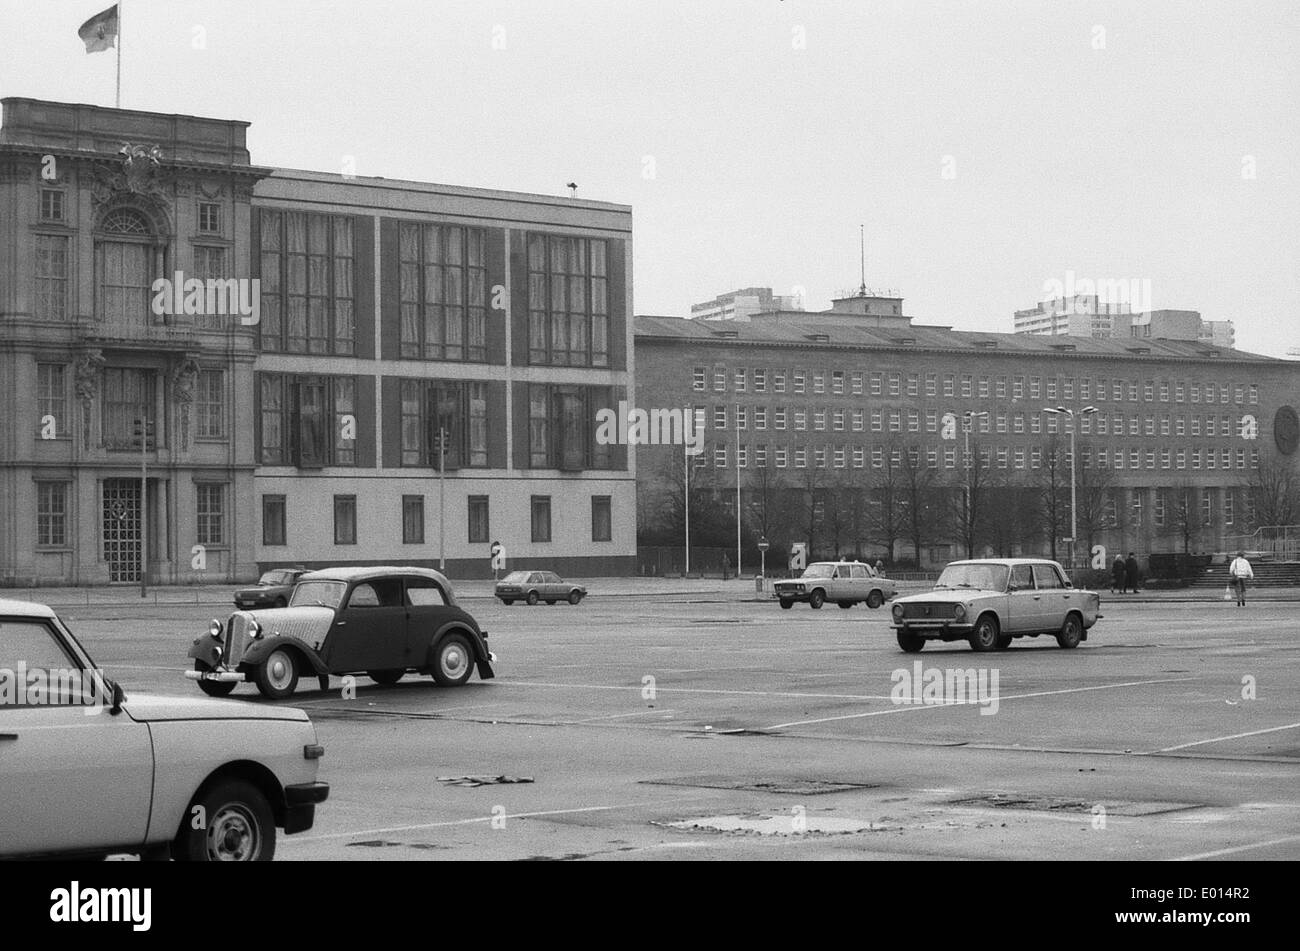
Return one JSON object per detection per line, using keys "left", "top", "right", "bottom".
{"left": 259, "top": 373, "right": 356, "bottom": 467}
{"left": 592, "top": 496, "right": 612, "bottom": 542}
{"left": 262, "top": 495, "right": 287, "bottom": 546}
{"left": 399, "top": 379, "right": 489, "bottom": 468}
{"left": 101, "top": 368, "right": 158, "bottom": 451}
{"left": 37, "top": 364, "right": 66, "bottom": 435}
{"left": 192, "top": 246, "right": 228, "bottom": 330}
{"left": 196, "top": 484, "right": 225, "bottom": 546}
{"left": 531, "top": 496, "right": 552, "bottom": 543}
{"left": 399, "top": 223, "right": 487, "bottom": 361}
{"left": 468, "top": 495, "right": 490, "bottom": 543}
{"left": 96, "top": 209, "right": 153, "bottom": 326}
{"left": 35, "top": 235, "right": 69, "bottom": 320}
{"left": 527, "top": 384, "right": 613, "bottom": 470}
{"left": 196, "top": 369, "right": 224, "bottom": 438}
{"left": 526, "top": 234, "right": 609, "bottom": 367}
{"left": 402, "top": 495, "right": 425, "bottom": 544}
{"left": 259, "top": 210, "right": 355, "bottom": 354}
{"left": 36, "top": 482, "right": 68, "bottom": 547}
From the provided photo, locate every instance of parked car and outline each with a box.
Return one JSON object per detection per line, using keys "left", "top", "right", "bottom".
{"left": 495, "top": 570, "right": 587, "bottom": 605}
{"left": 0, "top": 597, "right": 328, "bottom": 861}
{"left": 234, "top": 567, "right": 309, "bottom": 610}
{"left": 890, "top": 558, "right": 1102, "bottom": 652}
{"left": 187, "top": 566, "right": 495, "bottom": 700}
{"left": 773, "top": 561, "right": 898, "bottom": 610}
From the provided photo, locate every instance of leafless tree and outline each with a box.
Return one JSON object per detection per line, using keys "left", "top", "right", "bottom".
{"left": 1034, "top": 434, "right": 1070, "bottom": 561}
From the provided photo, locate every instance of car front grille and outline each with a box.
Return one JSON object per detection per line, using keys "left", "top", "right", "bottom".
{"left": 900, "top": 603, "right": 957, "bottom": 620}
{"left": 223, "top": 613, "right": 253, "bottom": 666}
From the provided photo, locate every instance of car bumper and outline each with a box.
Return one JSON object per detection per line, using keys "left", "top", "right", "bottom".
{"left": 773, "top": 589, "right": 807, "bottom": 600}
{"left": 892, "top": 622, "right": 975, "bottom": 636}
{"left": 184, "top": 667, "right": 244, "bottom": 683}
{"left": 283, "top": 782, "right": 330, "bottom": 835}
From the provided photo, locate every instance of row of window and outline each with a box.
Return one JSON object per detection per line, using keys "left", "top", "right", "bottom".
{"left": 692, "top": 366, "right": 1261, "bottom": 406}
{"left": 259, "top": 373, "right": 356, "bottom": 467}
{"left": 262, "top": 494, "right": 613, "bottom": 546}
{"left": 695, "top": 443, "right": 1262, "bottom": 472}
{"left": 34, "top": 482, "right": 226, "bottom": 548}
{"left": 35, "top": 364, "right": 225, "bottom": 445}
{"left": 36, "top": 187, "right": 224, "bottom": 234}
{"left": 699, "top": 404, "right": 1257, "bottom": 440}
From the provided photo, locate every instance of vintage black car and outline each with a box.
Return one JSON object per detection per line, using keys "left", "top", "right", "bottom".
{"left": 234, "top": 567, "right": 309, "bottom": 610}
{"left": 186, "top": 566, "right": 495, "bottom": 700}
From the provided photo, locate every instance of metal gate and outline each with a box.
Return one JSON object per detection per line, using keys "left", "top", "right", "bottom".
{"left": 102, "top": 479, "right": 141, "bottom": 582}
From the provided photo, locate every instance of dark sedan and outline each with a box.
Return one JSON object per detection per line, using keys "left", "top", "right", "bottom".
{"left": 234, "top": 568, "right": 308, "bottom": 610}
{"left": 495, "top": 570, "right": 587, "bottom": 605}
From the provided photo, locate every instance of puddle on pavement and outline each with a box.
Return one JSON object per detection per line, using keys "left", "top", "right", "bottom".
{"left": 664, "top": 814, "right": 892, "bottom": 836}
{"left": 643, "top": 776, "right": 879, "bottom": 796}
{"left": 948, "top": 793, "right": 1201, "bottom": 816}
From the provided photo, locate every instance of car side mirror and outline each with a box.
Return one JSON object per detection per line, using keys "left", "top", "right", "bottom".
{"left": 109, "top": 680, "right": 126, "bottom": 716}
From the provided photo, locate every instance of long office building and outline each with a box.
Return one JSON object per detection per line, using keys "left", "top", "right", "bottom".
{"left": 0, "top": 98, "right": 634, "bottom": 585}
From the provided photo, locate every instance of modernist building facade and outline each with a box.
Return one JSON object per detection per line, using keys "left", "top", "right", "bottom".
{"left": 635, "top": 293, "right": 1300, "bottom": 567}
{"left": 0, "top": 98, "right": 633, "bottom": 585}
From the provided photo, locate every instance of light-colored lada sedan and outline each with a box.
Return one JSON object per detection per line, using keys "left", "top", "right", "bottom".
{"left": 0, "top": 598, "right": 328, "bottom": 861}
{"left": 889, "top": 559, "right": 1102, "bottom": 653}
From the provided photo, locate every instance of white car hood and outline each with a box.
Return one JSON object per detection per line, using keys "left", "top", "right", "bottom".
{"left": 123, "top": 691, "right": 309, "bottom": 723}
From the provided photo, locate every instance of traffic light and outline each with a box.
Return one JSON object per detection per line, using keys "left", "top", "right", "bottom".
{"left": 132, "top": 417, "right": 155, "bottom": 450}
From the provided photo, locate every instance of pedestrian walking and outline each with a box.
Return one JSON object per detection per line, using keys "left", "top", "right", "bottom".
{"left": 1111, "top": 554, "right": 1125, "bottom": 594}
{"left": 1228, "top": 551, "right": 1253, "bottom": 607}
{"left": 1125, "top": 552, "right": 1140, "bottom": 594}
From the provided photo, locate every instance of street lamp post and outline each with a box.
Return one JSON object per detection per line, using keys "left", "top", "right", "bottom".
{"left": 963, "top": 411, "right": 988, "bottom": 558}
{"left": 1042, "top": 405, "right": 1098, "bottom": 569}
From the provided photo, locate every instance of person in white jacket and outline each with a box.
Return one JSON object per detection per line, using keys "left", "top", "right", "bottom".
{"left": 1228, "top": 551, "right": 1254, "bottom": 607}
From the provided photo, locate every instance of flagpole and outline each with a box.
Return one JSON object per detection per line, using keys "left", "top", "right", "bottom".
{"left": 115, "top": 1, "right": 122, "bottom": 107}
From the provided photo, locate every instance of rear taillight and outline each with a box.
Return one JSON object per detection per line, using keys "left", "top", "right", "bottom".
{"left": 304, "top": 744, "right": 324, "bottom": 760}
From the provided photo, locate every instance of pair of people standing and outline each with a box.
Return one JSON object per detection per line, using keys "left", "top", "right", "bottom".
{"left": 1110, "top": 553, "right": 1141, "bottom": 594}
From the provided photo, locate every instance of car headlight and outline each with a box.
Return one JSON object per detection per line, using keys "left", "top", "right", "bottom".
{"left": 248, "top": 618, "right": 263, "bottom": 640}
{"left": 953, "top": 604, "right": 967, "bottom": 620}
{"left": 208, "top": 618, "right": 224, "bottom": 642}
{"left": 891, "top": 603, "right": 904, "bottom": 619}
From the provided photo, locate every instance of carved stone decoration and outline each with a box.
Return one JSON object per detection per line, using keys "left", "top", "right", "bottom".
{"left": 197, "top": 181, "right": 226, "bottom": 200}
{"left": 74, "top": 349, "right": 107, "bottom": 450}
{"left": 172, "top": 355, "right": 201, "bottom": 452}
{"left": 91, "top": 142, "right": 171, "bottom": 213}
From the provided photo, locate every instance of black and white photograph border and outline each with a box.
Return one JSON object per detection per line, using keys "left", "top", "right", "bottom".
{"left": 0, "top": 0, "right": 1296, "bottom": 897}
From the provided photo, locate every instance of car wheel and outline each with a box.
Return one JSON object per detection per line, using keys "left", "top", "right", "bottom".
{"left": 274, "top": 597, "right": 288, "bottom": 608}
{"left": 174, "top": 779, "right": 275, "bottom": 862}
{"left": 569, "top": 591, "right": 583, "bottom": 605}
{"left": 254, "top": 647, "right": 299, "bottom": 700}
{"left": 808, "top": 589, "right": 825, "bottom": 609}
{"left": 995, "top": 634, "right": 1013, "bottom": 649}
{"left": 526, "top": 591, "right": 539, "bottom": 606}
{"left": 838, "top": 601, "right": 853, "bottom": 609}
{"left": 897, "top": 630, "right": 925, "bottom": 653}
{"left": 431, "top": 632, "right": 475, "bottom": 687}
{"left": 502, "top": 599, "right": 514, "bottom": 606}
{"left": 969, "top": 615, "right": 1000, "bottom": 652}
{"left": 779, "top": 599, "right": 793, "bottom": 610}
{"left": 193, "top": 661, "right": 238, "bottom": 698}
{"left": 368, "top": 669, "right": 404, "bottom": 685}
{"left": 1057, "top": 614, "right": 1083, "bottom": 649}
{"left": 866, "top": 590, "right": 884, "bottom": 609}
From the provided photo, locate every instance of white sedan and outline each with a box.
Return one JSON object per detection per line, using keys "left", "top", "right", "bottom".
{"left": 0, "top": 598, "right": 328, "bottom": 861}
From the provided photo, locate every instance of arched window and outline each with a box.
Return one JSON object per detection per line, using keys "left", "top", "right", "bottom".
{"left": 96, "top": 207, "right": 155, "bottom": 325}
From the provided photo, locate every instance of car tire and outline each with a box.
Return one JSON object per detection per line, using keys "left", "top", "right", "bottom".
{"left": 173, "top": 779, "right": 276, "bottom": 862}
{"left": 368, "top": 669, "right": 404, "bottom": 685}
{"left": 838, "top": 601, "right": 853, "bottom": 609}
{"left": 808, "top": 589, "right": 825, "bottom": 609}
{"left": 1056, "top": 614, "right": 1083, "bottom": 649}
{"left": 779, "top": 599, "right": 793, "bottom": 610}
{"left": 897, "top": 630, "right": 925, "bottom": 653}
{"left": 431, "top": 632, "right": 475, "bottom": 687}
{"left": 866, "top": 590, "right": 884, "bottom": 609}
{"left": 969, "top": 615, "right": 1000, "bottom": 652}
{"left": 995, "top": 634, "right": 1013, "bottom": 650}
{"left": 569, "top": 591, "right": 583, "bottom": 605}
{"left": 502, "top": 599, "right": 514, "bottom": 606}
{"left": 254, "top": 647, "right": 299, "bottom": 700}
{"left": 194, "top": 661, "right": 237, "bottom": 698}
{"left": 526, "top": 591, "right": 539, "bottom": 606}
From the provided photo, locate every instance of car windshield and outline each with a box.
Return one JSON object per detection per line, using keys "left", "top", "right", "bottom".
{"left": 935, "top": 563, "right": 1010, "bottom": 591}
{"left": 801, "top": 564, "right": 835, "bottom": 579}
{"left": 258, "top": 570, "right": 287, "bottom": 585}
{"left": 289, "top": 580, "right": 347, "bottom": 609}
{"left": 501, "top": 571, "right": 529, "bottom": 583}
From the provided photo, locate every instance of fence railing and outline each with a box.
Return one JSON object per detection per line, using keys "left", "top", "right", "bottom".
{"left": 1221, "top": 525, "right": 1300, "bottom": 561}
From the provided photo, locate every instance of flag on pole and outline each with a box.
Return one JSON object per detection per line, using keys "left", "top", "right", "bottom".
{"left": 79, "top": 4, "right": 119, "bottom": 53}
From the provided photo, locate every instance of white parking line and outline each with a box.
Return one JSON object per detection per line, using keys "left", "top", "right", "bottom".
{"left": 762, "top": 677, "right": 1198, "bottom": 731}
{"left": 504, "top": 680, "right": 894, "bottom": 702}
{"left": 1173, "top": 833, "right": 1300, "bottom": 861}
{"left": 1152, "top": 721, "right": 1300, "bottom": 754}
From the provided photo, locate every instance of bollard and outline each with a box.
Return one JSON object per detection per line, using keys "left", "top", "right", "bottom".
{"left": 754, "top": 574, "right": 764, "bottom": 599}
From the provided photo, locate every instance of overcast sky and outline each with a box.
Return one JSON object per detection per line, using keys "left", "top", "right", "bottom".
{"left": 3, "top": 1, "right": 1298, "bottom": 356}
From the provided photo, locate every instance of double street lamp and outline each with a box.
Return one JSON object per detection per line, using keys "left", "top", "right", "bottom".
{"left": 1042, "top": 405, "right": 1098, "bottom": 569}
{"left": 962, "top": 411, "right": 989, "bottom": 556}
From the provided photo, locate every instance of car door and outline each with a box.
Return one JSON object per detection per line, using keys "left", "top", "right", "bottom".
{"left": 540, "top": 572, "right": 560, "bottom": 599}
{"left": 0, "top": 616, "right": 153, "bottom": 856}
{"left": 324, "top": 579, "right": 408, "bottom": 673}
{"left": 1031, "top": 564, "right": 1070, "bottom": 631}
{"left": 403, "top": 576, "right": 454, "bottom": 664}
{"left": 1004, "top": 564, "right": 1038, "bottom": 633}
{"left": 850, "top": 564, "right": 871, "bottom": 601}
